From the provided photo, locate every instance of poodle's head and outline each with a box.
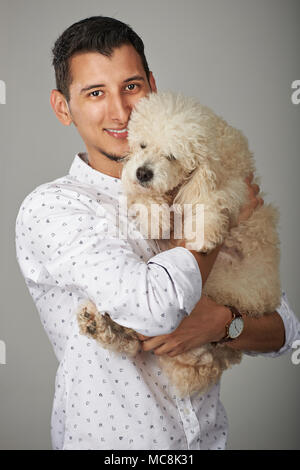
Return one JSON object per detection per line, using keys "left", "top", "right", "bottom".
{"left": 121, "top": 91, "right": 219, "bottom": 197}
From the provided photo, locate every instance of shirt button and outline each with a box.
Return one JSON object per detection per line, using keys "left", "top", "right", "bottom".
{"left": 183, "top": 408, "right": 190, "bottom": 415}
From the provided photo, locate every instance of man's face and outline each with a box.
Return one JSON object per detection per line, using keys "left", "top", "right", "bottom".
{"left": 67, "top": 44, "right": 156, "bottom": 163}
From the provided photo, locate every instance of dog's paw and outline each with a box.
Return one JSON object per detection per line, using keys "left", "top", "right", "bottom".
{"left": 185, "top": 238, "right": 217, "bottom": 253}
{"left": 77, "top": 301, "right": 141, "bottom": 357}
{"left": 199, "top": 225, "right": 229, "bottom": 253}
{"left": 77, "top": 301, "right": 103, "bottom": 339}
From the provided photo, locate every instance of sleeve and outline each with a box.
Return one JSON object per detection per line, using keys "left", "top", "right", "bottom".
{"left": 16, "top": 186, "right": 202, "bottom": 336}
{"left": 244, "top": 291, "right": 300, "bottom": 358}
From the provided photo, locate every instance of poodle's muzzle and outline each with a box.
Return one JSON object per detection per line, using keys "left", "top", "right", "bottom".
{"left": 136, "top": 165, "right": 154, "bottom": 185}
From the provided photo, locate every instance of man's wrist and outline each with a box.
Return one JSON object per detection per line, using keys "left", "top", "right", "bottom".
{"left": 213, "top": 305, "right": 233, "bottom": 342}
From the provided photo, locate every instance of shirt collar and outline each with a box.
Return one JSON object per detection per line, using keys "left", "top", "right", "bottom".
{"left": 69, "top": 152, "right": 123, "bottom": 200}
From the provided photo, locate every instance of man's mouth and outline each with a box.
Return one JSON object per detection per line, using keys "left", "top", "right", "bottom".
{"left": 104, "top": 127, "right": 128, "bottom": 139}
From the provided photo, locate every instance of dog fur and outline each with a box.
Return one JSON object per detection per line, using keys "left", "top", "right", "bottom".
{"left": 77, "top": 91, "right": 281, "bottom": 397}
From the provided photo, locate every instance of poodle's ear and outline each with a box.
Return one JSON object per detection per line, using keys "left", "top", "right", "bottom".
{"left": 174, "top": 163, "right": 218, "bottom": 206}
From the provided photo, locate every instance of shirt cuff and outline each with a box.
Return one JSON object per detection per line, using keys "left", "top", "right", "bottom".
{"left": 244, "top": 291, "right": 299, "bottom": 358}
{"left": 148, "top": 246, "right": 202, "bottom": 315}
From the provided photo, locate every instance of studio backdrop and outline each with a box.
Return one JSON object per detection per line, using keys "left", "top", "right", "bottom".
{"left": 0, "top": 0, "right": 299, "bottom": 450}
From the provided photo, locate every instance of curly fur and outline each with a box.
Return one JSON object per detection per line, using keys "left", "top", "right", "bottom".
{"left": 77, "top": 91, "right": 281, "bottom": 397}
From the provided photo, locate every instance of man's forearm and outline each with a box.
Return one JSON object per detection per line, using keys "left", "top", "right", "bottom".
{"left": 138, "top": 300, "right": 288, "bottom": 357}
{"left": 226, "top": 309, "right": 286, "bottom": 353}
{"left": 189, "top": 245, "right": 222, "bottom": 286}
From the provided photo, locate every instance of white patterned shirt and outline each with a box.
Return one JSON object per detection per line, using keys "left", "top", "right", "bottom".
{"left": 15, "top": 153, "right": 300, "bottom": 450}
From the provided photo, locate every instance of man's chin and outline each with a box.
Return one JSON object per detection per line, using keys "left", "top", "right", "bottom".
{"left": 100, "top": 149, "right": 127, "bottom": 162}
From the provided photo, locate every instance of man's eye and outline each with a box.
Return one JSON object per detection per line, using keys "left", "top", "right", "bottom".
{"left": 126, "top": 84, "right": 138, "bottom": 91}
{"left": 89, "top": 90, "right": 103, "bottom": 97}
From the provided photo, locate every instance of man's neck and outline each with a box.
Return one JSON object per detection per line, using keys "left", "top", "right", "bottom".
{"left": 87, "top": 151, "right": 123, "bottom": 179}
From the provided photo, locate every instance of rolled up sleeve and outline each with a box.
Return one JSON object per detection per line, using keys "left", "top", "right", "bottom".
{"left": 244, "top": 291, "right": 300, "bottom": 358}
{"left": 148, "top": 247, "right": 202, "bottom": 316}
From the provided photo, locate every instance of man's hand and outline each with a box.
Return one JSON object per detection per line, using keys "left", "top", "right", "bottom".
{"left": 237, "top": 173, "right": 263, "bottom": 225}
{"left": 137, "top": 296, "right": 231, "bottom": 357}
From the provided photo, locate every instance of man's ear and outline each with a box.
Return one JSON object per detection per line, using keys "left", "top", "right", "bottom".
{"left": 50, "top": 89, "right": 73, "bottom": 126}
{"left": 148, "top": 72, "right": 157, "bottom": 93}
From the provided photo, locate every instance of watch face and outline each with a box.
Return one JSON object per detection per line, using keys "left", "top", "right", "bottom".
{"left": 228, "top": 317, "right": 244, "bottom": 339}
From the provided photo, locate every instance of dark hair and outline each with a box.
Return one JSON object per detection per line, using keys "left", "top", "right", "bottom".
{"left": 52, "top": 16, "right": 151, "bottom": 102}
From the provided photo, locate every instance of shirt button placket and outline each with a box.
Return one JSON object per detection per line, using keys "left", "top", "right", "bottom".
{"left": 176, "top": 395, "right": 201, "bottom": 450}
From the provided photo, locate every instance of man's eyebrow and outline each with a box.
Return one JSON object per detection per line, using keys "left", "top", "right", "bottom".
{"left": 80, "top": 84, "right": 106, "bottom": 94}
{"left": 123, "top": 75, "right": 145, "bottom": 83}
{"left": 80, "top": 75, "right": 145, "bottom": 94}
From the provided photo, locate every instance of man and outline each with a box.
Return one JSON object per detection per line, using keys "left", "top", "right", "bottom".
{"left": 16, "top": 16, "right": 299, "bottom": 450}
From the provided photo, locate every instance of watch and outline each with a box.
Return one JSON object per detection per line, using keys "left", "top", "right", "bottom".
{"left": 220, "top": 305, "right": 244, "bottom": 342}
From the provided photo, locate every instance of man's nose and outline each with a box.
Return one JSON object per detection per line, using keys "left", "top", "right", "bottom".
{"left": 108, "top": 94, "right": 131, "bottom": 123}
{"left": 136, "top": 166, "right": 153, "bottom": 184}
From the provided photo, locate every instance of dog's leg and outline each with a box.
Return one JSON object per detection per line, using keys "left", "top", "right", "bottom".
{"left": 77, "top": 300, "right": 141, "bottom": 357}
{"left": 184, "top": 201, "right": 230, "bottom": 253}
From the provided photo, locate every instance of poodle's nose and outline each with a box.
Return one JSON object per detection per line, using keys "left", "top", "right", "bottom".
{"left": 136, "top": 166, "right": 153, "bottom": 183}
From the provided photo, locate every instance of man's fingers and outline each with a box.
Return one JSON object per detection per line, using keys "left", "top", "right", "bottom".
{"left": 167, "top": 349, "right": 183, "bottom": 357}
{"left": 153, "top": 337, "right": 184, "bottom": 355}
{"left": 250, "top": 183, "right": 260, "bottom": 196}
{"left": 245, "top": 172, "right": 254, "bottom": 184}
{"left": 250, "top": 195, "right": 264, "bottom": 209}
{"left": 153, "top": 343, "right": 174, "bottom": 355}
{"left": 136, "top": 333, "right": 152, "bottom": 341}
{"left": 237, "top": 193, "right": 264, "bottom": 224}
{"left": 142, "top": 335, "right": 168, "bottom": 351}
{"left": 154, "top": 342, "right": 183, "bottom": 356}
{"left": 244, "top": 175, "right": 264, "bottom": 213}
{"left": 142, "top": 334, "right": 184, "bottom": 355}
{"left": 257, "top": 197, "right": 264, "bottom": 207}
{"left": 246, "top": 181, "right": 260, "bottom": 197}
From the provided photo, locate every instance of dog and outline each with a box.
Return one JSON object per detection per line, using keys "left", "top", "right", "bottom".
{"left": 77, "top": 91, "right": 281, "bottom": 397}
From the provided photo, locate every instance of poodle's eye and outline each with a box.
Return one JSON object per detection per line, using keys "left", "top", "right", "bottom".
{"left": 166, "top": 154, "right": 176, "bottom": 161}
{"left": 140, "top": 143, "right": 147, "bottom": 149}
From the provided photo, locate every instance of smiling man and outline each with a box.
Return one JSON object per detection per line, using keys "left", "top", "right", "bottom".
{"left": 16, "top": 16, "right": 300, "bottom": 451}
{"left": 51, "top": 43, "right": 157, "bottom": 177}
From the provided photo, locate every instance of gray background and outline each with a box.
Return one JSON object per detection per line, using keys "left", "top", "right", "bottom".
{"left": 0, "top": 0, "right": 299, "bottom": 450}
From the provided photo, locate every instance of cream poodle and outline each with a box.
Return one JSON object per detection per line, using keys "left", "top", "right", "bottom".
{"left": 77, "top": 91, "right": 281, "bottom": 397}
